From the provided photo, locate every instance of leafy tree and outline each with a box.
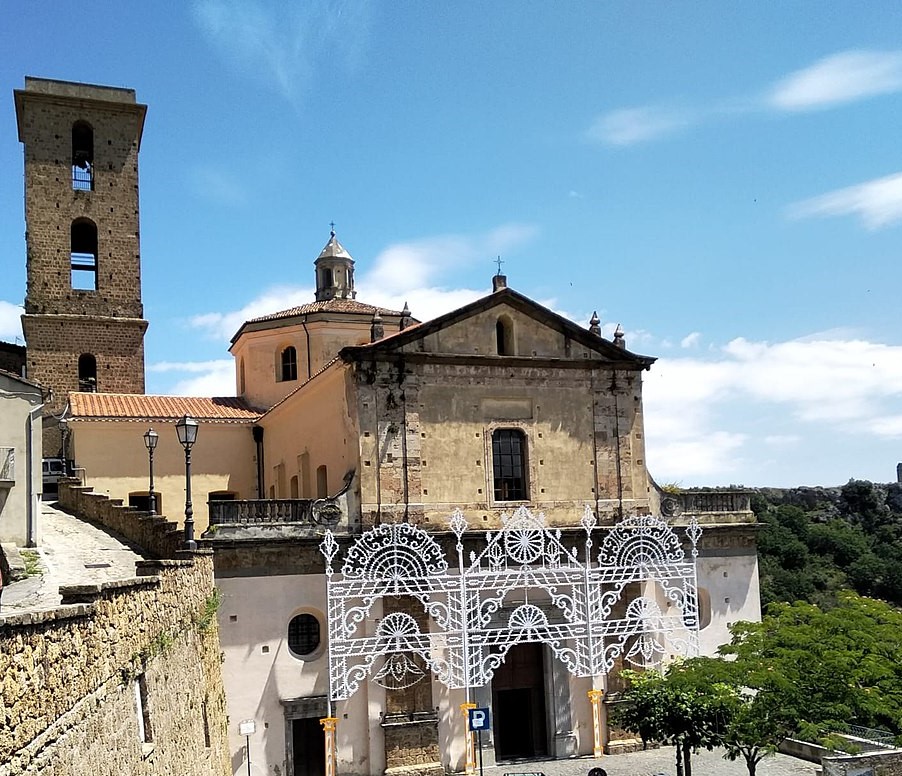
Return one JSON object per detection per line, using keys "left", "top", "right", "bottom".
{"left": 840, "top": 479, "right": 891, "bottom": 532}
{"left": 671, "top": 657, "right": 796, "bottom": 776}
{"left": 613, "top": 666, "right": 730, "bottom": 776}
{"left": 720, "top": 592, "right": 902, "bottom": 734}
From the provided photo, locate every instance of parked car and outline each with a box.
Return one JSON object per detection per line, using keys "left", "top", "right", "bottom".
{"left": 42, "top": 458, "right": 66, "bottom": 493}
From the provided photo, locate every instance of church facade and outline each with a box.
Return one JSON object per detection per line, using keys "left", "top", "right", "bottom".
{"left": 210, "top": 236, "right": 760, "bottom": 776}
{"left": 9, "top": 78, "right": 760, "bottom": 776}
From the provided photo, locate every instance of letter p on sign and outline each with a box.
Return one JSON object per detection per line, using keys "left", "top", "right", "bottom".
{"left": 468, "top": 707, "right": 490, "bottom": 731}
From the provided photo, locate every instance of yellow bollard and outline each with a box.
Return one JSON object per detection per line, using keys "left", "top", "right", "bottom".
{"left": 588, "top": 689, "right": 605, "bottom": 757}
{"left": 460, "top": 702, "right": 477, "bottom": 774}
{"left": 321, "top": 716, "right": 338, "bottom": 776}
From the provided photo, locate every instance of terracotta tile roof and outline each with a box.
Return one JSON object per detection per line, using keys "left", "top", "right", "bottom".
{"left": 248, "top": 298, "right": 403, "bottom": 323}
{"left": 350, "top": 321, "right": 424, "bottom": 349}
{"left": 68, "top": 393, "right": 262, "bottom": 422}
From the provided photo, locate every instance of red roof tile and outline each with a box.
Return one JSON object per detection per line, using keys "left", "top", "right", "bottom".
{"left": 68, "top": 393, "right": 261, "bottom": 422}
{"left": 248, "top": 298, "right": 403, "bottom": 323}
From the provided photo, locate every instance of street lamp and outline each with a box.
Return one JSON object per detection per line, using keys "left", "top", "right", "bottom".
{"left": 143, "top": 428, "right": 158, "bottom": 516}
{"left": 58, "top": 417, "right": 70, "bottom": 476}
{"left": 175, "top": 414, "right": 199, "bottom": 550}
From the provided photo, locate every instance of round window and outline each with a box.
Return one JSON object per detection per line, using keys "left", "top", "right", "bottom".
{"left": 288, "top": 613, "right": 321, "bottom": 657}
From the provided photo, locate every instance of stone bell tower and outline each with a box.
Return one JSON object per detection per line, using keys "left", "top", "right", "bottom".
{"left": 14, "top": 77, "right": 149, "bottom": 452}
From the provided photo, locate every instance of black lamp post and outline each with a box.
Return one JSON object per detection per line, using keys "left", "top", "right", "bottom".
{"left": 175, "top": 415, "right": 199, "bottom": 550}
{"left": 143, "top": 428, "right": 158, "bottom": 516}
{"left": 58, "top": 417, "right": 70, "bottom": 476}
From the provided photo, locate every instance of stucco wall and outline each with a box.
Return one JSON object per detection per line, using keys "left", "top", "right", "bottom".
{"left": 0, "top": 374, "right": 42, "bottom": 546}
{"left": 696, "top": 527, "right": 762, "bottom": 656}
{"left": 70, "top": 419, "right": 256, "bottom": 534}
{"left": 217, "top": 572, "right": 384, "bottom": 776}
{"left": 259, "top": 364, "right": 359, "bottom": 503}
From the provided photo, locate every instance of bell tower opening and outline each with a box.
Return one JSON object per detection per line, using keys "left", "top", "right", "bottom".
{"left": 78, "top": 353, "right": 97, "bottom": 392}
{"left": 71, "top": 121, "right": 93, "bottom": 191}
{"left": 71, "top": 218, "right": 98, "bottom": 290}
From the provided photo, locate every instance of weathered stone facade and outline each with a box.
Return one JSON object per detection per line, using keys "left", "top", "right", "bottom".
{"left": 0, "top": 485, "right": 231, "bottom": 775}
{"left": 14, "top": 77, "right": 148, "bottom": 453}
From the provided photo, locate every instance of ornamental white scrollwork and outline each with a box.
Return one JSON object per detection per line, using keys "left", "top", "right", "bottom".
{"left": 321, "top": 507, "right": 702, "bottom": 700}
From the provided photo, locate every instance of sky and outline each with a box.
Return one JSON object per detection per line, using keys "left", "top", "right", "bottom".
{"left": 2, "top": 2, "right": 902, "bottom": 488}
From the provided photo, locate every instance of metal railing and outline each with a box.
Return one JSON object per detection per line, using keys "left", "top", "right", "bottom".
{"left": 847, "top": 725, "right": 897, "bottom": 746}
{"left": 208, "top": 499, "right": 317, "bottom": 526}
{"left": 677, "top": 491, "right": 751, "bottom": 514}
{"left": 72, "top": 164, "right": 93, "bottom": 191}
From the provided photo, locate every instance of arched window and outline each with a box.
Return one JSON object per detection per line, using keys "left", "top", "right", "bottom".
{"left": 492, "top": 428, "right": 527, "bottom": 501}
{"left": 71, "top": 218, "right": 98, "bottom": 290}
{"left": 71, "top": 121, "right": 93, "bottom": 191}
{"left": 290, "top": 475, "right": 299, "bottom": 498}
{"left": 280, "top": 346, "right": 298, "bottom": 382}
{"left": 78, "top": 353, "right": 97, "bottom": 392}
{"left": 496, "top": 316, "right": 514, "bottom": 355}
{"left": 316, "top": 465, "right": 328, "bottom": 498}
{"left": 238, "top": 357, "right": 246, "bottom": 395}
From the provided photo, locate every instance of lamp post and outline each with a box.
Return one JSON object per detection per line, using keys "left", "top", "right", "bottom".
{"left": 143, "top": 428, "right": 158, "bottom": 516}
{"left": 175, "top": 415, "right": 199, "bottom": 550}
{"left": 58, "top": 417, "right": 70, "bottom": 476}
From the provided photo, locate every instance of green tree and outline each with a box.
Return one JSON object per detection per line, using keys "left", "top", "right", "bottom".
{"left": 613, "top": 666, "right": 730, "bottom": 776}
{"left": 720, "top": 592, "right": 902, "bottom": 734}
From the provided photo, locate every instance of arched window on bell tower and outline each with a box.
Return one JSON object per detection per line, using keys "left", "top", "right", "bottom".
{"left": 71, "top": 218, "right": 98, "bottom": 291}
{"left": 71, "top": 121, "right": 94, "bottom": 191}
{"left": 78, "top": 353, "right": 97, "bottom": 392}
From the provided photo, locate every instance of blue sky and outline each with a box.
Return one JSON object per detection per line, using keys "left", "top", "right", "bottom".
{"left": 2, "top": 2, "right": 902, "bottom": 488}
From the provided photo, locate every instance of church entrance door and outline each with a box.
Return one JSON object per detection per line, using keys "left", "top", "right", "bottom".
{"left": 491, "top": 642, "right": 548, "bottom": 760}
{"left": 292, "top": 717, "right": 325, "bottom": 776}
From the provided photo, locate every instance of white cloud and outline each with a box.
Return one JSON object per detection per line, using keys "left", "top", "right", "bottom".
{"left": 787, "top": 172, "right": 902, "bottom": 230}
{"left": 584, "top": 106, "right": 690, "bottom": 146}
{"left": 587, "top": 50, "right": 902, "bottom": 150}
{"left": 0, "top": 301, "right": 24, "bottom": 343}
{"left": 192, "top": 0, "right": 370, "bottom": 102}
{"left": 149, "top": 359, "right": 235, "bottom": 397}
{"left": 764, "top": 435, "right": 799, "bottom": 446}
{"left": 643, "top": 334, "right": 902, "bottom": 483}
{"left": 680, "top": 332, "right": 701, "bottom": 349}
{"left": 190, "top": 223, "right": 539, "bottom": 341}
{"left": 190, "top": 285, "right": 313, "bottom": 341}
{"left": 364, "top": 224, "right": 538, "bottom": 294}
{"left": 770, "top": 50, "right": 902, "bottom": 111}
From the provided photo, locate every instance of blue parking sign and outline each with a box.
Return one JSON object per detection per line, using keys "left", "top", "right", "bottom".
{"left": 468, "top": 707, "right": 491, "bottom": 731}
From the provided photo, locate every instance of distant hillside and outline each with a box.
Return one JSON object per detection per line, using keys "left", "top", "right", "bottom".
{"left": 750, "top": 480, "right": 902, "bottom": 609}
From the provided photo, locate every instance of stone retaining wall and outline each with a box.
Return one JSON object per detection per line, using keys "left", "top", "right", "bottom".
{"left": 823, "top": 749, "right": 902, "bottom": 775}
{"left": 59, "top": 479, "right": 182, "bottom": 558}
{"left": 0, "top": 493, "right": 230, "bottom": 775}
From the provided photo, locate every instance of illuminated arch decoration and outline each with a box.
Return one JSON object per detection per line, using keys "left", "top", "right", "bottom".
{"left": 320, "top": 505, "right": 702, "bottom": 700}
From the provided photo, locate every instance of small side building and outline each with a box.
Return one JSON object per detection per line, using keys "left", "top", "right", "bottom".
{"left": 0, "top": 369, "right": 43, "bottom": 547}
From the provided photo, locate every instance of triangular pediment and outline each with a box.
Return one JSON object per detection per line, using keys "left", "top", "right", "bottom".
{"left": 340, "top": 287, "right": 654, "bottom": 367}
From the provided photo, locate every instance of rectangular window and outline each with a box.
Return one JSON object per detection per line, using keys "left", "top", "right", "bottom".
{"left": 492, "top": 429, "right": 527, "bottom": 501}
